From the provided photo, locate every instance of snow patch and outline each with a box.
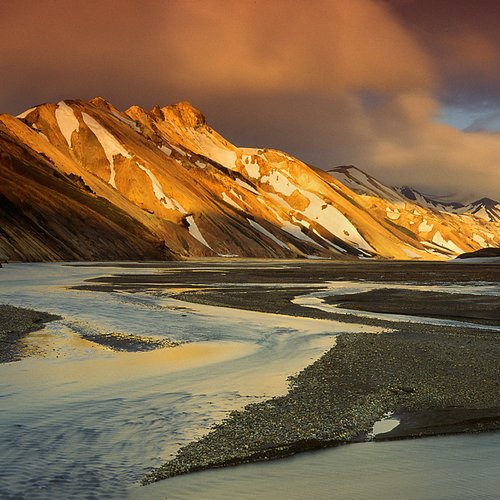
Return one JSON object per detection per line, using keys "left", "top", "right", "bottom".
{"left": 247, "top": 219, "right": 289, "bottom": 249}
{"left": 191, "top": 130, "right": 237, "bottom": 169}
{"left": 418, "top": 219, "right": 433, "bottom": 233}
{"left": 300, "top": 191, "right": 374, "bottom": 252}
{"left": 159, "top": 145, "right": 172, "bottom": 156}
{"left": 110, "top": 110, "right": 141, "bottom": 132}
{"left": 16, "top": 107, "right": 36, "bottom": 119}
{"left": 312, "top": 229, "right": 347, "bottom": 253}
{"left": 82, "top": 112, "right": 131, "bottom": 188}
{"left": 369, "top": 413, "right": 400, "bottom": 437}
{"left": 281, "top": 221, "right": 320, "bottom": 246}
{"left": 186, "top": 216, "right": 212, "bottom": 249}
{"left": 55, "top": 101, "right": 80, "bottom": 148}
{"left": 472, "top": 207, "right": 490, "bottom": 221}
{"left": 266, "top": 193, "right": 293, "bottom": 210}
{"left": 135, "top": 162, "right": 185, "bottom": 213}
{"left": 473, "top": 233, "right": 487, "bottom": 246}
{"left": 432, "top": 231, "right": 464, "bottom": 254}
{"left": 403, "top": 248, "right": 421, "bottom": 258}
{"left": 244, "top": 160, "right": 260, "bottom": 179}
{"left": 261, "top": 170, "right": 296, "bottom": 196}
{"left": 292, "top": 216, "right": 310, "bottom": 228}
{"left": 385, "top": 207, "right": 401, "bottom": 220}
{"left": 171, "top": 144, "right": 187, "bottom": 156}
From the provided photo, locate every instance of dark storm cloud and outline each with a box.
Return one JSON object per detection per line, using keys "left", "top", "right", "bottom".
{"left": 0, "top": 0, "right": 499, "bottom": 200}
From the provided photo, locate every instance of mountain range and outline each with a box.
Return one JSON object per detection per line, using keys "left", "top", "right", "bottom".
{"left": 0, "top": 98, "right": 498, "bottom": 262}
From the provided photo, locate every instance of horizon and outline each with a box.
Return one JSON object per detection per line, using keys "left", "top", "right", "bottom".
{"left": 2, "top": 0, "right": 500, "bottom": 200}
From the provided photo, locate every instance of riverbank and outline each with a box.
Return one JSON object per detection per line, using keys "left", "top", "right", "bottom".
{"left": 0, "top": 305, "right": 61, "bottom": 363}
{"left": 134, "top": 261, "right": 499, "bottom": 483}
{"left": 144, "top": 318, "right": 500, "bottom": 482}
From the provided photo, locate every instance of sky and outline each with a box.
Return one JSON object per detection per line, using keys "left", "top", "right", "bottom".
{"left": 1, "top": 0, "right": 499, "bottom": 201}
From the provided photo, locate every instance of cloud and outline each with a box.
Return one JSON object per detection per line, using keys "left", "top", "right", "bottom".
{"left": 161, "top": 0, "right": 435, "bottom": 95}
{"left": 0, "top": 0, "right": 499, "bottom": 200}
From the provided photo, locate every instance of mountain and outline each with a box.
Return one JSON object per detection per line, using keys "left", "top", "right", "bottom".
{"left": 0, "top": 98, "right": 499, "bottom": 262}
{"left": 395, "top": 186, "right": 465, "bottom": 212}
{"left": 462, "top": 198, "right": 500, "bottom": 223}
{"left": 393, "top": 186, "right": 500, "bottom": 224}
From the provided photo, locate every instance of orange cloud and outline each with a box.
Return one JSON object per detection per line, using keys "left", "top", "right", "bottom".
{"left": 161, "top": 0, "right": 436, "bottom": 94}
{"left": 1, "top": 0, "right": 499, "bottom": 200}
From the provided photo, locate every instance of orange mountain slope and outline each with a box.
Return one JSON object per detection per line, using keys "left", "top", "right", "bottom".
{"left": 0, "top": 98, "right": 498, "bottom": 261}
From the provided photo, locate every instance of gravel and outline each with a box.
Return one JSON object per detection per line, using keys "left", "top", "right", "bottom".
{"left": 0, "top": 304, "right": 61, "bottom": 363}
{"left": 144, "top": 321, "right": 500, "bottom": 483}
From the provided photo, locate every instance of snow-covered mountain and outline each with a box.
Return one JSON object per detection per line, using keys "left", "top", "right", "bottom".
{"left": 462, "top": 198, "right": 500, "bottom": 223}
{"left": 395, "top": 186, "right": 465, "bottom": 212}
{"left": 0, "top": 98, "right": 499, "bottom": 261}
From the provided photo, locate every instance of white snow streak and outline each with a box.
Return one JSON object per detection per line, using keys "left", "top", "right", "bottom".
{"left": 281, "top": 221, "right": 320, "bottom": 246}
{"left": 312, "top": 229, "right": 346, "bottom": 253}
{"left": 135, "top": 162, "right": 186, "bottom": 213}
{"left": 186, "top": 216, "right": 212, "bottom": 249}
{"left": 82, "top": 112, "right": 130, "bottom": 188}
{"left": 247, "top": 219, "right": 289, "bottom": 249}
{"left": 222, "top": 192, "right": 244, "bottom": 211}
{"left": 235, "top": 178, "right": 259, "bottom": 194}
{"left": 55, "top": 101, "right": 80, "bottom": 148}
{"left": 16, "top": 107, "right": 36, "bottom": 119}
{"left": 432, "top": 231, "right": 464, "bottom": 254}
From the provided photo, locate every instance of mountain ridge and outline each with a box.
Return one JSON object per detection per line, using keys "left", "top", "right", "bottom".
{"left": 1, "top": 97, "right": 499, "bottom": 262}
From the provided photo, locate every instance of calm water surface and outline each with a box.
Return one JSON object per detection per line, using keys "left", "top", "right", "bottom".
{"left": 0, "top": 262, "right": 497, "bottom": 499}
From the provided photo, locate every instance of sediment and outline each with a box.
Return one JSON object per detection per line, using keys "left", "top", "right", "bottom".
{"left": 0, "top": 304, "right": 61, "bottom": 363}
{"left": 71, "top": 261, "right": 499, "bottom": 484}
{"left": 144, "top": 318, "right": 500, "bottom": 483}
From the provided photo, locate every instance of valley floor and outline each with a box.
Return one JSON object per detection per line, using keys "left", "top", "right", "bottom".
{"left": 132, "top": 261, "right": 500, "bottom": 482}
{"left": 0, "top": 260, "right": 498, "bottom": 498}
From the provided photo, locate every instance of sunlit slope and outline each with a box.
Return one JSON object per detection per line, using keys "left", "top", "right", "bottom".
{"left": 0, "top": 98, "right": 498, "bottom": 261}
{"left": 328, "top": 166, "right": 499, "bottom": 259}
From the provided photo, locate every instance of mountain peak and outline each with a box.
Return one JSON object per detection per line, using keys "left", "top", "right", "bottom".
{"left": 150, "top": 105, "right": 164, "bottom": 121}
{"left": 161, "top": 101, "right": 206, "bottom": 128}
{"left": 89, "top": 96, "right": 113, "bottom": 109}
{"left": 470, "top": 197, "right": 499, "bottom": 207}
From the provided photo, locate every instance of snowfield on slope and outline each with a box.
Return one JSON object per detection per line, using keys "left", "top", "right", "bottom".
{"left": 55, "top": 101, "right": 80, "bottom": 148}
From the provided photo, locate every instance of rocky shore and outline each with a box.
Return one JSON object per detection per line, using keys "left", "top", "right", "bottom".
{"left": 0, "top": 305, "right": 61, "bottom": 363}
{"left": 144, "top": 321, "right": 500, "bottom": 483}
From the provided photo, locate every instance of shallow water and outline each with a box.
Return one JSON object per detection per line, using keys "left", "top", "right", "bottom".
{"left": 0, "top": 263, "right": 373, "bottom": 499}
{"left": 0, "top": 262, "right": 498, "bottom": 499}
{"left": 134, "top": 432, "right": 500, "bottom": 500}
{"left": 293, "top": 280, "right": 500, "bottom": 330}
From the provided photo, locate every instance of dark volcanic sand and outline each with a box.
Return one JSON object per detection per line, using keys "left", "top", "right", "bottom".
{"left": 327, "top": 288, "right": 500, "bottom": 326}
{"left": 69, "top": 261, "right": 500, "bottom": 483}
{"left": 0, "top": 305, "right": 61, "bottom": 363}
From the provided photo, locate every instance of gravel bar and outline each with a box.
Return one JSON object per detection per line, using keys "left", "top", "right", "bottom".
{"left": 0, "top": 304, "right": 61, "bottom": 363}
{"left": 144, "top": 318, "right": 500, "bottom": 483}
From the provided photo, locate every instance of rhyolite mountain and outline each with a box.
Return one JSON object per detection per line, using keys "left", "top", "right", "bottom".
{"left": 0, "top": 98, "right": 498, "bottom": 262}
